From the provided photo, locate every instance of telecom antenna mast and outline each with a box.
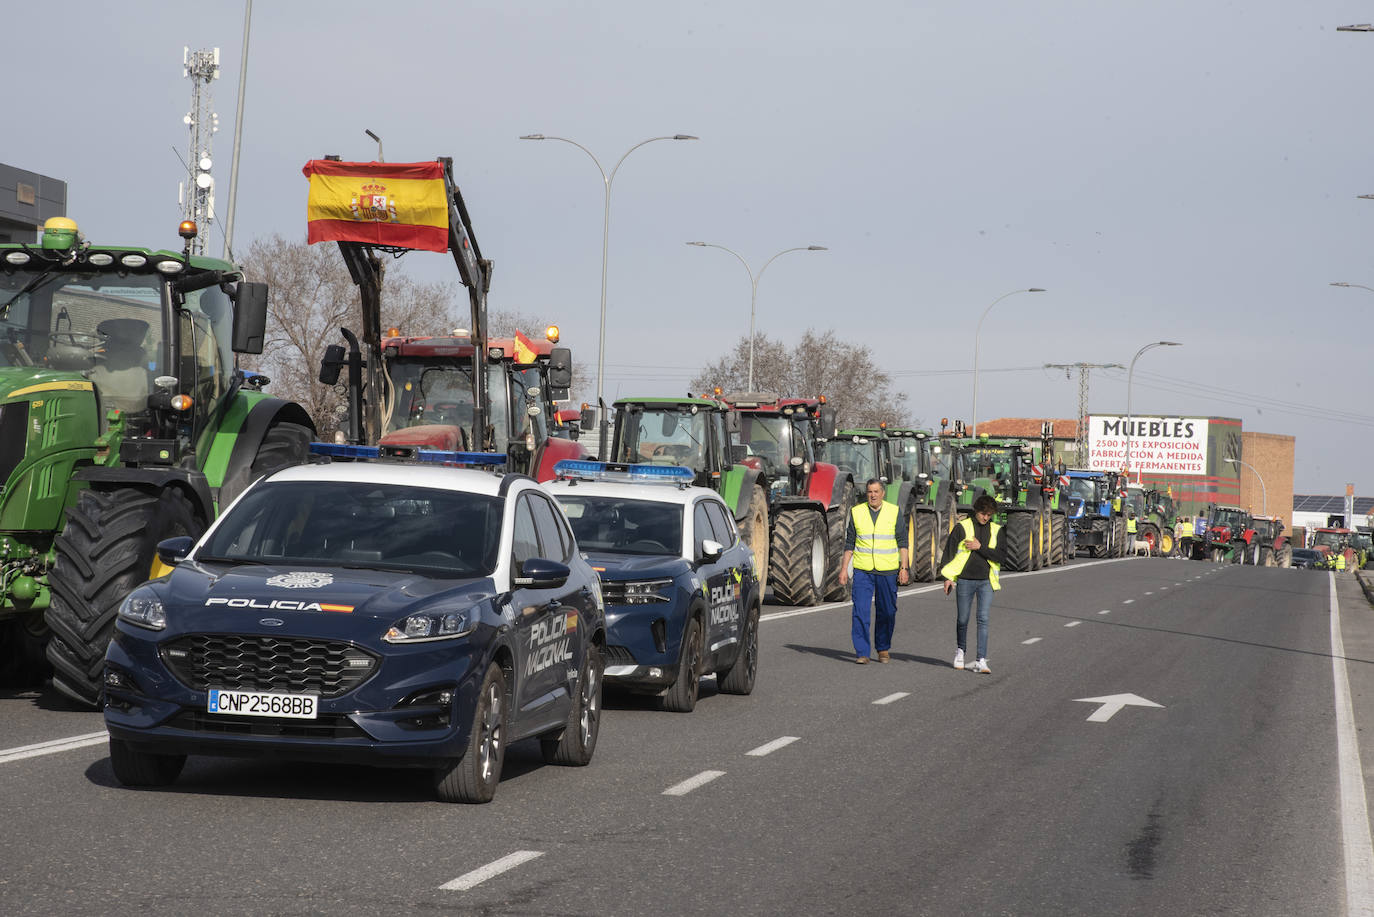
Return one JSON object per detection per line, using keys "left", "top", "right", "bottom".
{"left": 179, "top": 46, "right": 221, "bottom": 256}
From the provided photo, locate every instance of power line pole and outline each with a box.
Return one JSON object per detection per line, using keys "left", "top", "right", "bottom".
{"left": 1044, "top": 362, "right": 1124, "bottom": 465}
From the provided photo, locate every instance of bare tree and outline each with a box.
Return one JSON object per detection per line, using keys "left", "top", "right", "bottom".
{"left": 693, "top": 329, "right": 912, "bottom": 429}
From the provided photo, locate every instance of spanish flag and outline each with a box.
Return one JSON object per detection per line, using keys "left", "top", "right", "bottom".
{"left": 303, "top": 160, "right": 448, "bottom": 252}
{"left": 512, "top": 330, "right": 538, "bottom": 365}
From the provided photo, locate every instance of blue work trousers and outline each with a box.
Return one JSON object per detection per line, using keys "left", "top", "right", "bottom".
{"left": 851, "top": 568, "right": 897, "bottom": 657}
{"left": 955, "top": 577, "right": 993, "bottom": 660}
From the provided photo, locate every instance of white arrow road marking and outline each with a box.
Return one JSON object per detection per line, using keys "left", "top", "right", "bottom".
{"left": 0, "top": 731, "right": 107, "bottom": 765}
{"left": 872, "top": 692, "right": 909, "bottom": 705}
{"left": 440, "top": 851, "right": 543, "bottom": 891}
{"left": 663, "top": 770, "right": 726, "bottom": 796}
{"left": 747, "top": 736, "right": 800, "bottom": 756}
{"left": 1074, "top": 693, "right": 1164, "bottom": 722}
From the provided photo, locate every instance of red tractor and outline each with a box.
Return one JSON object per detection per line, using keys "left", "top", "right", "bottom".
{"left": 1312, "top": 527, "right": 1360, "bottom": 572}
{"left": 720, "top": 392, "right": 853, "bottom": 604}
{"left": 1249, "top": 515, "right": 1293, "bottom": 568}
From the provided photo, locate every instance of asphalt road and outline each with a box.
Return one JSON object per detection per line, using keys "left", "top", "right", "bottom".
{"left": 3, "top": 557, "right": 1373, "bottom": 916}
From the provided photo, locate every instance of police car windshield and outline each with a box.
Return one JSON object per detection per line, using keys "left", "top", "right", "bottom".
{"left": 198, "top": 481, "right": 503, "bottom": 576}
{"left": 554, "top": 495, "right": 683, "bottom": 556}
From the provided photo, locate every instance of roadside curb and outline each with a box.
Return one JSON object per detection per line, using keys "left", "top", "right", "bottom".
{"left": 1355, "top": 569, "right": 1374, "bottom": 607}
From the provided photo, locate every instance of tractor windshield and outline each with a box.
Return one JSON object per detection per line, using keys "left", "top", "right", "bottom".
{"left": 0, "top": 271, "right": 168, "bottom": 417}
{"left": 383, "top": 359, "right": 528, "bottom": 452}
{"left": 738, "top": 414, "right": 794, "bottom": 473}
{"left": 616, "top": 406, "right": 709, "bottom": 470}
{"left": 826, "top": 439, "right": 878, "bottom": 482}
{"left": 925, "top": 441, "right": 952, "bottom": 480}
{"left": 1069, "top": 477, "right": 1099, "bottom": 503}
{"left": 891, "top": 438, "right": 924, "bottom": 481}
{"left": 1314, "top": 531, "right": 1346, "bottom": 550}
{"left": 963, "top": 446, "right": 1015, "bottom": 479}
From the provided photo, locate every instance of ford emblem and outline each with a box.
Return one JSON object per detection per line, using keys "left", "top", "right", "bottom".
{"left": 259, "top": 618, "right": 285, "bottom": 627}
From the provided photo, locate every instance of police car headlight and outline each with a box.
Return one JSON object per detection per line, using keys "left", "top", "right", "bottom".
{"left": 622, "top": 578, "right": 672, "bottom": 604}
{"left": 384, "top": 610, "right": 474, "bottom": 643}
{"left": 117, "top": 588, "right": 167, "bottom": 631}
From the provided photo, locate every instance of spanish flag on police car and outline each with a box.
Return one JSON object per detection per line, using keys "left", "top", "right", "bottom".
{"left": 303, "top": 160, "right": 448, "bottom": 252}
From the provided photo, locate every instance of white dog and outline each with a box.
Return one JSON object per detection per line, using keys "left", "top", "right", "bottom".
{"left": 1130, "top": 538, "right": 1152, "bottom": 557}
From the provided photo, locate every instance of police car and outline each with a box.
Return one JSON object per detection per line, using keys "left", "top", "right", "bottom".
{"left": 102, "top": 448, "right": 606, "bottom": 803}
{"left": 543, "top": 460, "right": 759, "bottom": 713}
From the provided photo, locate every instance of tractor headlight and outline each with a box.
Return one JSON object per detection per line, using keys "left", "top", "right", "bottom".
{"left": 117, "top": 588, "right": 167, "bottom": 631}
{"left": 384, "top": 610, "right": 474, "bottom": 643}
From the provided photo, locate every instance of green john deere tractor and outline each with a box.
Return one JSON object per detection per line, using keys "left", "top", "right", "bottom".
{"left": 0, "top": 218, "right": 313, "bottom": 704}
{"left": 887, "top": 427, "right": 961, "bottom": 581}
{"left": 950, "top": 430, "right": 1061, "bottom": 572}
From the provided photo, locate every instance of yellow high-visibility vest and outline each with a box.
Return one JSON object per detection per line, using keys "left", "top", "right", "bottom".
{"left": 940, "top": 516, "right": 1002, "bottom": 590}
{"left": 851, "top": 502, "right": 900, "bottom": 572}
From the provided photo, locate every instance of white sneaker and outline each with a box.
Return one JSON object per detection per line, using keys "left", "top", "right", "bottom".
{"left": 970, "top": 658, "right": 991, "bottom": 674}
{"left": 953, "top": 649, "right": 965, "bottom": 670}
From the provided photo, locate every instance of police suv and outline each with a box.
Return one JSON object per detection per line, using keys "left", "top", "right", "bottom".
{"left": 102, "top": 447, "right": 606, "bottom": 803}
{"left": 543, "top": 460, "right": 759, "bottom": 713}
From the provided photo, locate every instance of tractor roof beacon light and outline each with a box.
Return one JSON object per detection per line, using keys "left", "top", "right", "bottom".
{"left": 545, "top": 325, "right": 560, "bottom": 343}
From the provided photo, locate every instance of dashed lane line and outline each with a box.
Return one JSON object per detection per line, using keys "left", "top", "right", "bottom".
{"left": 0, "top": 731, "right": 107, "bottom": 765}
{"left": 1022, "top": 637, "right": 1042, "bottom": 645}
{"left": 1098, "top": 610, "right": 1110, "bottom": 615}
{"left": 746, "top": 736, "right": 800, "bottom": 756}
{"left": 1065, "top": 621, "right": 1081, "bottom": 628}
{"left": 1123, "top": 599, "right": 1135, "bottom": 604}
{"left": 663, "top": 770, "right": 726, "bottom": 796}
{"left": 440, "top": 851, "right": 544, "bottom": 891}
{"left": 873, "top": 692, "right": 910, "bottom": 705}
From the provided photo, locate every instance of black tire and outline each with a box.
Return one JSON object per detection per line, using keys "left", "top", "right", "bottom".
{"left": 737, "top": 486, "right": 771, "bottom": 598}
{"left": 0, "top": 613, "right": 52, "bottom": 689}
{"left": 1160, "top": 528, "right": 1175, "bottom": 557}
{"left": 435, "top": 663, "right": 507, "bottom": 803}
{"left": 1259, "top": 546, "right": 1274, "bottom": 567}
{"left": 221, "top": 421, "right": 314, "bottom": 509}
{"left": 1211, "top": 547, "right": 1224, "bottom": 564}
{"left": 1089, "top": 517, "right": 1109, "bottom": 559}
{"left": 1279, "top": 545, "right": 1293, "bottom": 568}
{"left": 661, "top": 615, "right": 703, "bottom": 713}
{"left": 1114, "top": 518, "right": 1128, "bottom": 558}
{"left": 911, "top": 512, "right": 939, "bottom": 582}
{"left": 541, "top": 644, "right": 602, "bottom": 766}
{"left": 45, "top": 488, "right": 201, "bottom": 708}
{"left": 718, "top": 603, "right": 759, "bottom": 695}
{"left": 109, "top": 737, "right": 185, "bottom": 787}
{"left": 769, "top": 508, "right": 825, "bottom": 606}
{"left": 822, "top": 480, "right": 854, "bottom": 602}
{"left": 1050, "top": 514, "right": 1066, "bottom": 566}
{"left": 1003, "top": 512, "right": 1034, "bottom": 572}
{"left": 1139, "top": 523, "right": 1159, "bottom": 557}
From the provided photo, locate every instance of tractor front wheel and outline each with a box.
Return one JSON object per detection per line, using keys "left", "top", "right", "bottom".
{"left": 738, "top": 486, "right": 771, "bottom": 599}
{"left": 1050, "top": 513, "right": 1066, "bottom": 566}
{"left": 1003, "top": 512, "right": 1034, "bottom": 572}
{"left": 911, "top": 511, "right": 939, "bottom": 582}
{"left": 822, "top": 480, "right": 854, "bottom": 602}
{"left": 45, "top": 488, "right": 201, "bottom": 707}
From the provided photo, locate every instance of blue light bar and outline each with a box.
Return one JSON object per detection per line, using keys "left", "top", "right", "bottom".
{"left": 309, "top": 442, "right": 508, "bottom": 467}
{"left": 553, "top": 459, "right": 695, "bottom": 485}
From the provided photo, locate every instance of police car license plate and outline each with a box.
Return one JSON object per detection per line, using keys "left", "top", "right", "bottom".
{"left": 207, "top": 688, "right": 318, "bottom": 719}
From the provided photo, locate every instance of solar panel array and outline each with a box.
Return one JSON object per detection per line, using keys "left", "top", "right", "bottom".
{"left": 1292, "top": 495, "right": 1374, "bottom": 514}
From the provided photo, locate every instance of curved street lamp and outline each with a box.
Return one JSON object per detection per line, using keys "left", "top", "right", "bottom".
{"left": 685, "top": 242, "right": 827, "bottom": 390}
{"left": 1331, "top": 281, "right": 1374, "bottom": 294}
{"left": 1124, "top": 341, "right": 1182, "bottom": 477}
{"left": 1225, "top": 456, "right": 1267, "bottom": 515}
{"left": 970, "top": 288, "right": 1046, "bottom": 436}
{"left": 520, "top": 132, "right": 698, "bottom": 456}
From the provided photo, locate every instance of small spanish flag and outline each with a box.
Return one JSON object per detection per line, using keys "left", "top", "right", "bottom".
{"left": 565, "top": 611, "right": 578, "bottom": 632}
{"left": 513, "top": 330, "right": 538, "bottom": 365}
{"left": 303, "top": 160, "right": 448, "bottom": 252}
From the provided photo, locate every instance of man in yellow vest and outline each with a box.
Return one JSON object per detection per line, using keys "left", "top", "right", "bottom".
{"left": 840, "top": 478, "right": 910, "bottom": 664}
{"left": 940, "top": 494, "right": 1005, "bottom": 674}
{"left": 1176, "top": 516, "right": 1194, "bottom": 558}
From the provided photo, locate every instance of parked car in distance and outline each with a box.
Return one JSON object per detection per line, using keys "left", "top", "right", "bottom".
{"left": 1290, "top": 547, "right": 1320, "bottom": 570}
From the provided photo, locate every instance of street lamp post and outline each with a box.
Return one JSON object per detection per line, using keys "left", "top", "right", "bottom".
{"left": 1225, "top": 457, "right": 1266, "bottom": 515}
{"left": 520, "top": 132, "right": 698, "bottom": 457}
{"left": 685, "top": 242, "right": 827, "bottom": 390}
{"left": 1124, "top": 341, "right": 1182, "bottom": 478}
{"left": 970, "top": 288, "right": 1046, "bottom": 436}
{"left": 1330, "top": 281, "right": 1374, "bottom": 295}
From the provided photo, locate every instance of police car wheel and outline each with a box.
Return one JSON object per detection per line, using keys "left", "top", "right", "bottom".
{"left": 108, "top": 737, "right": 185, "bottom": 787}
{"left": 719, "top": 603, "right": 759, "bottom": 695}
{"left": 435, "top": 663, "right": 507, "bottom": 803}
{"left": 540, "top": 644, "right": 602, "bottom": 766}
{"left": 661, "top": 616, "right": 703, "bottom": 713}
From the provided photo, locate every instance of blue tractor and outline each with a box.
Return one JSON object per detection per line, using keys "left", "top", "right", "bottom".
{"left": 1064, "top": 470, "right": 1126, "bottom": 558}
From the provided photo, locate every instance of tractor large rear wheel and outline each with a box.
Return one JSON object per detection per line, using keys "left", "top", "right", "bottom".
{"left": 822, "top": 481, "right": 854, "bottom": 602}
{"left": 46, "top": 488, "right": 201, "bottom": 707}
{"left": 1003, "top": 512, "right": 1034, "bottom": 572}
{"left": 769, "top": 508, "right": 825, "bottom": 606}
{"left": 911, "top": 511, "right": 939, "bottom": 582}
{"left": 738, "top": 486, "right": 771, "bottom": 598}
{"left": 221, "top": 421, "right": 314, "bottom": 509}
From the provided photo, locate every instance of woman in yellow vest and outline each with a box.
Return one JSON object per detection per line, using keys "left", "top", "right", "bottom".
{"left": 840, "top": 478, "right": 910, "bottom": 663}
{"left": 940, "top": 495, "right": 1005, "bottom": 674}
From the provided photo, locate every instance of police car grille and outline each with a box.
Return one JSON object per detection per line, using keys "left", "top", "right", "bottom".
{"left": 602, "top": 645, "right": 636, "bottom": 666}
{"left": 160, "top": 634, "right": 378, "bottom": 698}
{"left": 168, "top": 710, "right": 367, "bottom": 740}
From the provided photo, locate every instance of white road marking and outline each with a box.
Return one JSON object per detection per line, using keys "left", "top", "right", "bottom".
{"left": 663, "top": 770, "right": 726, "bottom": 796}
{"left": 1021, "top": 637, "right": 1042, "bottom": 645}
{"left": 872, "top": 692, "right": 910, "bottom": 705}
{"left": 0, "top": 731, "right": 107, "bottom": 765}
{"left": 1328, "top": 573, "right": 1374, "bottom": 911}
{"left": 440, "top": 851, "right": 544, "bottom": 891}
{"left": 746, "top": 736, "right": 800, "bottom": 756}
{"left": 1145, "top": 591, "right": 1154, "bottom": 595}
{"left": 1065, "top": 621, "right": 1081, "bottom": 628}
{"left": 1073, "top": 693, "right": 1164, "bottom": 723}
{"left": 1098, "top": 610, "right": 1111, "bottom": 615}
{"left": 1123, "top": 599, "right": 1135, "bottom": 604}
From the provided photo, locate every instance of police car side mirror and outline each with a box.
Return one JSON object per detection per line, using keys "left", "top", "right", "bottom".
{"left": 515, "top": 558, "right": 570, "bottom": 589}
{"left": 699, "top": 539, "right": 724, "bottom": 563}
{"left": 156, "top": 535, "right": 195, "bottom": 568}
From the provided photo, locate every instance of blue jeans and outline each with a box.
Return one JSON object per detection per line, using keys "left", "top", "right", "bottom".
{"left": 955, "top": 578, "right": 993, "bottom": 660}
{"left": 852, "top": 568, "right": 897, "bottom": 657}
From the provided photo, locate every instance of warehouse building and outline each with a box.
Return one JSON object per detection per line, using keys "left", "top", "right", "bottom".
{"left": 0, "top": 163, "right": 66, "bottom": 243}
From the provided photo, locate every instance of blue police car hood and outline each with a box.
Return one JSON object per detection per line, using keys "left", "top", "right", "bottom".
{"left": 160, "top": 562, "right": 497, "bottom": 623}
{"left": 582, "top": 551, "right": 689, "bottom": 581}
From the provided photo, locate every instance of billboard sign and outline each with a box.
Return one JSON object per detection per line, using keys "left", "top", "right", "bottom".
{"left": 1086, "top": 415, "right": 1208, "bottom": 475}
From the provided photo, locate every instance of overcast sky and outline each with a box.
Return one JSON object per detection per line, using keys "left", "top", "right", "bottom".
{"left": 8, "top": 1, "right": 1374, "bottom": 494}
